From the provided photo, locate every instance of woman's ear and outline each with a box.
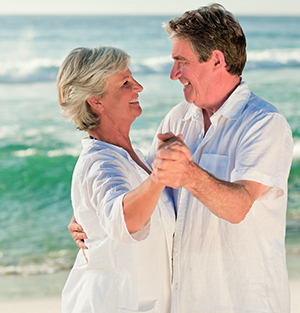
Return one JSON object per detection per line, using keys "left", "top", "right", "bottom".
{"left": 87, "top": 96, "right": 103, "bottom": 111}
{"left": 211, "top": 50, "right": 226, "bottom": 71}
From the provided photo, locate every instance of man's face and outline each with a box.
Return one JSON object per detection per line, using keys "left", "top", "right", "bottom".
{"left": 170, "top": 40, "right": 214, "bottom": 109}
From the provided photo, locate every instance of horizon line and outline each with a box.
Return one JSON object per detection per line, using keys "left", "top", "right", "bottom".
{"left": 0, "top": 12, "right": 300, "bottom": 17}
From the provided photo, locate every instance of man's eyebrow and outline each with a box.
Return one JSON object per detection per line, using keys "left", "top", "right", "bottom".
{"left": 173, "top": 56, "right": 187, "bottom": 61}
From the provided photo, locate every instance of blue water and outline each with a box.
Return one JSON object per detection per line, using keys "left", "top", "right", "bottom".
{"left": 0, "top": 15, "right": 300, "bottom": 278}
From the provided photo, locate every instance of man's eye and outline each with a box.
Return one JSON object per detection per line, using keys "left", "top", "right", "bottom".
{"left": 123, "top": 81, "right": 129, "bottom": 86}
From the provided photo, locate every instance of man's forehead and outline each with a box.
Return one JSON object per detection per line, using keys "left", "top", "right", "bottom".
{"left": 171, "top": 40, "right": 196, "bottom": 60}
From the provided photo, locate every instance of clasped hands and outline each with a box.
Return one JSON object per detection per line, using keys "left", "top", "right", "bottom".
{"left": 151, "top": 132, "right": 194, "bottom": 189}
{"left": 69, "top": 132, "right": 194, "bottom": 252}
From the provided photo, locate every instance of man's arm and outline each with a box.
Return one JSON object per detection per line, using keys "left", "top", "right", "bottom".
{"left": 151, "top": 134, "right": 267, "bottom": 224}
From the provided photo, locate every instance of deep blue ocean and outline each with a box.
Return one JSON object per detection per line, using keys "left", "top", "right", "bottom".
{"left": 0, "top": 15, "right": 300, "bottom": 292}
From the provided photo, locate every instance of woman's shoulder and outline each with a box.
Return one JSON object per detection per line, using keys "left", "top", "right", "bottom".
{"left": 77, "top": 138, "right": 131, "bottom": 174}
{"left": 81, "top": 138, "right": 127, "bottom": 160}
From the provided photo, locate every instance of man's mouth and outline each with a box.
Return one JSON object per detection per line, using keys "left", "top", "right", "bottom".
{"left": 183, "top": 81, "right": 190, "bottom": 87}
{"left": 129, "top": 98, "right": 139, "bottom": 104}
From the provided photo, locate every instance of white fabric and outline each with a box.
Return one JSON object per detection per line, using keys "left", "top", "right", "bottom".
{"left": 148, "top": 81, "right": 293, "bottom": 313}
{"left": 62, "top": 138, "right": 175, "bottom": 313}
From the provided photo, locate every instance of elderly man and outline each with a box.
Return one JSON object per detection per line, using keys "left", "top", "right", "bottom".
{"left": 70, "top": 4, "right": 293, "bottom": 312}
{"left": 149, "top": 3, "right": 293, "bottom": 312}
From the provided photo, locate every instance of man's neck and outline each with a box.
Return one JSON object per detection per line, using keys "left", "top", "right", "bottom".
{"left": 202, "top": 76, "right": 241, "bottom": 135}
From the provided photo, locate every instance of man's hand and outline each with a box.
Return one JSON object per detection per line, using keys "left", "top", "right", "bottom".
{"left": 152, "top": 132, "right": 193, "bottom": 189}
{"left": 152, "top": 135, "right": 268, "bottom": 224}
{"left": 68, "top": 215, "right": 88, "bottom": 250}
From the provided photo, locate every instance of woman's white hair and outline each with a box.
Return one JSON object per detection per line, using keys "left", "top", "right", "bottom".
{"left": 57, "top": 45, "right": 130, "bottom": 131}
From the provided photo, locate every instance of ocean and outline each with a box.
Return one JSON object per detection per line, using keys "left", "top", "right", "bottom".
{"left": 0, "top": 15, "right": 300, "bottom": 299}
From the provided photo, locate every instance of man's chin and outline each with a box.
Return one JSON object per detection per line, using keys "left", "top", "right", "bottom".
{"left": 183, "top": 93, "right": 194, "bottom": 104}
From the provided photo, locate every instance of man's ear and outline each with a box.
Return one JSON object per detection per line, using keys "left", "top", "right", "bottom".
{"left": 211, "top": 50, "right": 226, "bottom": 71}
{"left": 86, "top": 96, "right": 103, "bottom": 111}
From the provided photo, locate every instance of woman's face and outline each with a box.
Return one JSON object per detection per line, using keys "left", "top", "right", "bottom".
{"left": 99, "top": 68, "right": 144, "bottom": 126}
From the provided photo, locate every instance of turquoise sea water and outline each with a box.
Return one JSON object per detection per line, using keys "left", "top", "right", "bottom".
{"left": 0, "top": 15, "right": 300, "bottom": 297}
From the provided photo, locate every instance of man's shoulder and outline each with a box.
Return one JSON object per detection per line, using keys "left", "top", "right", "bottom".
{"left": 228, "top": 81, "right": 281, "bottom": 118}
{"left": 240, "top": 91, "right": 291, "bottom": 134}
{"left": 247, "top": 92, "right": 281, "bottom": 115}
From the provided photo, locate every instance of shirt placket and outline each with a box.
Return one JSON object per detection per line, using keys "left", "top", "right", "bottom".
{"left": 171, "top": 118, "right": 219, "bottom": 312}
{"left": 171, "top": 187, "right": 189, "bottom": 313}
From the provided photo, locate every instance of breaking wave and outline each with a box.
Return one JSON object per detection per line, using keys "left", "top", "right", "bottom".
{"left": 1, "top": 48, "right": 300, "bottom": 84}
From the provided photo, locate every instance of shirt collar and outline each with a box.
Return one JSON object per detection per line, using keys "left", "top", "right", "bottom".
{"left": 82, "top": 136, "right": 149, "bottom": 170}
{"left": 182, "top": 80, "right": 251, "bottom": 122}
{"left": 182, "top": 102, "right": 203, "bottom": 122}
{"left": 215, "top": 80, "right": 251, "bottom": 121}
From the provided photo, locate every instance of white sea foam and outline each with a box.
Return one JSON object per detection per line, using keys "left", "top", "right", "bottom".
{"left": 0, "top": 125, "right": 21, "bottom": 139}
{"left": 47, "top": 148, "right": 81, "bottom": 157}
{"left": 13, "top": 148, "right": 38, "bottom": 157}
{"left": 0, "top": 58, "right": 61, "bottom": 83}
{"left": 1, "top": 48, "right": 299, "bottom": 84}
{"left": 293, "top": 140, "right": 300, "bottom": 160}
{"left": 246, "top": 48, "right": 300, "bottom": 69}
{"left": 0, "top": 264, "right": 56, "bottom": 276}
{"left": 0, "top": 249, "right": 71, "bottom": 276}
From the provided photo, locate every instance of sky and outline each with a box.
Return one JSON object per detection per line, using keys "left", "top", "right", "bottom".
{"left": 0, "top": 0, "right": 300, "bottom": 16}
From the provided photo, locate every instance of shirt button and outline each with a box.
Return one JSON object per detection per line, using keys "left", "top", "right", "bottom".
{"left": 174, "top": 283, "right": 178, "bottom": 289}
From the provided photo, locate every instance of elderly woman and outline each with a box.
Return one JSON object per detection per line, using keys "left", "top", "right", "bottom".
{"left": 57, "top": 46, "right": 175, "bottom": 313}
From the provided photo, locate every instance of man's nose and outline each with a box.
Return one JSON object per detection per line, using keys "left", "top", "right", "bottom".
{"left": 170, "top": 63, "right": 181, "bottom": 80}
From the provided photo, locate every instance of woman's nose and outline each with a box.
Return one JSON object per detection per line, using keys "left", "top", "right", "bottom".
{"left": 134, "top": 80, "right": 144, "bottom": 92}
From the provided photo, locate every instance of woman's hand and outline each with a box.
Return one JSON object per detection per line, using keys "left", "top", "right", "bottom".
{"left": 68, "top": 215, "right": 88, "bottom": 249}
{"left": 68, "top": 215, "right": 89, "bottom": 262}
{"left": 152, "top": 132, "right": 193, "bottom": 188}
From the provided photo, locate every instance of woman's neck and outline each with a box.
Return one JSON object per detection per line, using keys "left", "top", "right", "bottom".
{"left": 88, "top": 125, "right": 151, "bottom": 175}
{"left": 89, "top": 122, "right": 131, "bottom": 148}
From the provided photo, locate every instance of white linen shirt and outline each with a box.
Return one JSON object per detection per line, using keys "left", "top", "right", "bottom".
{"left": 147, "top": 81, "right": 293, "bottom": 313}
{"left": 62, "top": 138, "right": 175, "bottom": 313}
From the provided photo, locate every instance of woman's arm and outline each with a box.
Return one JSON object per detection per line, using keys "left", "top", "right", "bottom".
{"left": 123, "top": 174, "right": 164, "bottom": 233}
{"left": 69, "top": 173, "right": 164, "bottom": 244}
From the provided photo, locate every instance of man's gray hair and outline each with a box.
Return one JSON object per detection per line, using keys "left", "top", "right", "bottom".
{"left": 164, "top": 3, "right": 247, "bottom": 76}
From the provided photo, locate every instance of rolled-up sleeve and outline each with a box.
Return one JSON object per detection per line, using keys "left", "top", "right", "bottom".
{"left": 231, "top": 112, "right": 293, "bottom": 199}
{"left": 74, "top": 148, "right": 150, "bottom": 243}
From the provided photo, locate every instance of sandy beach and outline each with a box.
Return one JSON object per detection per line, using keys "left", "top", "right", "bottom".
{"left": 0, "top": 298, "right": 61, "bottom": 313}
{"left": 0, "top": 280, "right": 299, "bottom": 313}
{"left": 0, "top": 253, "right": 299, "bottom": 312}
{"left": 290, "top": 280, "right": 300, "bottom": 313}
